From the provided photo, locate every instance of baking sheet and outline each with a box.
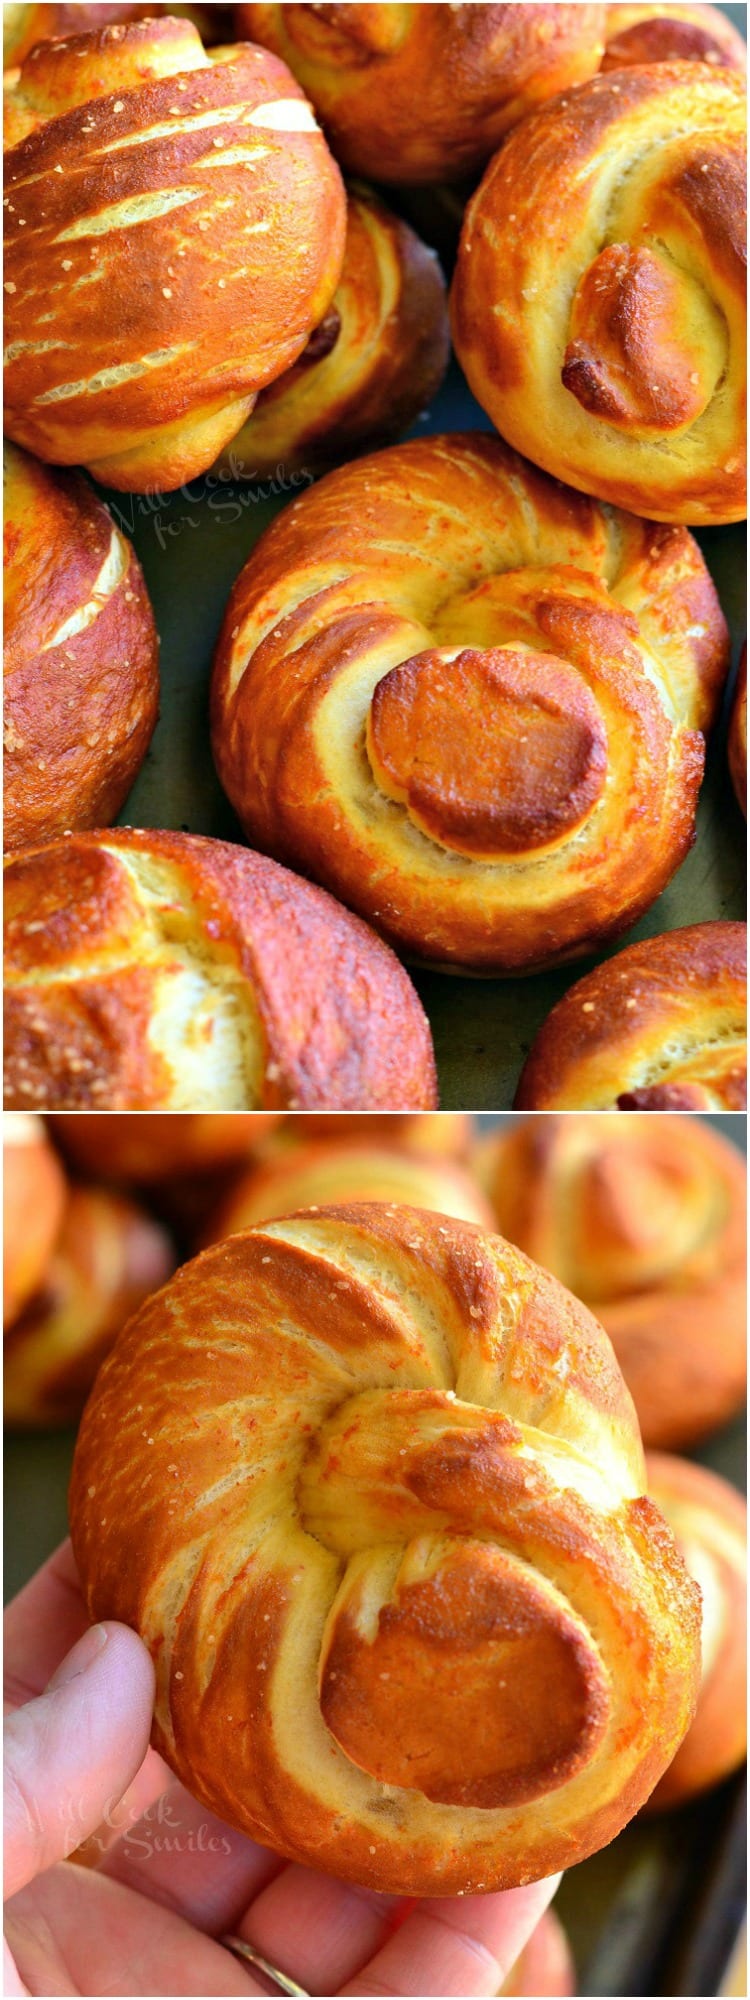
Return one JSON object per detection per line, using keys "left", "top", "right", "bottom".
{"left": 103, "top": 358, "right": 746, "bottom": 1112}
{"left": 4, "top": 1113, "right": 746, "bottom": 1997}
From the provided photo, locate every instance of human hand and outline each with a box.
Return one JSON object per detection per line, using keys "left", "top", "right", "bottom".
{"left": 5, "top": 1543, "right": 561, "bottom": 1997}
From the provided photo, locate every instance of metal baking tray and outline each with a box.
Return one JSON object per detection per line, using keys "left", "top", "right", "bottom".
{"left": 4, "top": 1112, "right": 746, "bottom": 1997}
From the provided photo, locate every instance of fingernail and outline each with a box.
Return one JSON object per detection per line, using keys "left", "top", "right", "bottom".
{"left": 46, "top": 1624, "right": 109, "bottom": 1691}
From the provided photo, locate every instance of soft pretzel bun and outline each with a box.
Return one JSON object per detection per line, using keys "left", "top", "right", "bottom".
{"left": 2, "top": 6, "right": 230, "bottom": 67}
{"left": 729, "top": 651, "right": 747, "bottom": 816}
{"left": 3, "top": 443, "right": 159, "bottom": 854}
{"left": 515, "top": 923, "right": 747, "bottom": 1111}
{"left": 215, "top": 183, "right": 449, "bottom": 478}
{"left": 48, "top": 1113, "right": 281, "bottom": 1183}
{"left": 644, "top": 1453, "right": 746, "bottom": 1809}
{"left": 3, "top": 17, "right": 345, "bottom": 491}
{"left": 212, "top": 432, "right": 728, "bottom": 973}
{"left": 501, "top": 1907, "right": 576, "bottom": 1997}
{"left": 4, "top": 1183, "right": 174, "bottom": 1425}
{"left": 235, "top": 5, "right": 606, "bottom": 184}
{"left": 602, "top": 4, "right": 747, "bottom": 72}
{"left": 69, "top": 1204, "right": 700, "bottom": 1894}
{"left": 3, "top": 4, "right": 157, "bottom": 65}
{"left": 203, "top": 1141, "right": 494, "bottom": 1244}
{"left": 279, "top": 1112, "right": 471, "bottom": 1156}
{"left": 452, "top": 65, "right": 746, "bottom": 527}
{"left": 481, "top": 1113, "right": 747, "bottom": 1450}
{"left": 3, "top": 829, "right": 437, "bottom": 1111}
{"left": 3, "top": 1112, "right": 66, "bottom": 1328}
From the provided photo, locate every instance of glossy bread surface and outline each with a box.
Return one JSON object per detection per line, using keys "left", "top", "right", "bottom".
{"left": 452, "top": 64, "right": 746, "bottom": 524}
{"left": 70, "top": 1204, "right": 700, "bottom": 1893}
{"left": 4, "top": 17, "right": 345, "bottom": 489}
{"left": 212, "top": 432, "right": 728, "bottom": 972}
{"left": 3, "top": 829, "right": 437, "bottom": 1111}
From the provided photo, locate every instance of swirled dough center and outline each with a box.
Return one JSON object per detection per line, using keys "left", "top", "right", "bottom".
{"left": 366, "top": 646, "right": 608, "bottom": 858}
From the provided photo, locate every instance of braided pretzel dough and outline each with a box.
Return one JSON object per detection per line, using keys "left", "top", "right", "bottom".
{"left": 212, "top": 432, "right": 729, "bottom": 972}
{"left": 515, "top": 921, "right": 747, "bottom": 1109}
{"left": 236, "top": 4, "right": 606, "bottom": 183}
{"left": 452, "top": 64, "right": 746, "bottom": 525}
{"left": 3, "top": 17, "right": 345, "bottom": 490}
{"left": 481, "top": 1112, "right": 747, "bottom": 1449}
{"left": 69, "top": 1205, "right": 700, "bottom": 1894}
{"left": 214, "top": 183, "right": 449, "bottom": 477}
{"left": 3, "top": 829, "right": 437, "bottom": 1111}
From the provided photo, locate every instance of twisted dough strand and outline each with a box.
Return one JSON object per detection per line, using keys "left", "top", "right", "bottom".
{"left": 3, "top": 17, "right": 345, "bottom": 489}
{"left": 211, "top": 432, "right": 728, "bottom": 972}
{"left": 451, "top": 63, "right": 746, "bottom": 525}
{"left": 69, "top": 1206, "right": 700, "bottom": 1894}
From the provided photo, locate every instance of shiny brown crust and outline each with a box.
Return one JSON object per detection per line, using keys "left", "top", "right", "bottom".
{"left": 481, "top": 1113, "right": 747, "bottom": 1451}
{"left": 3, "top": 17, "right": 345, "bottom": 491}
{"left": 3, "top": 1112, "right": 66, "bottom": 1327}
{"left": 3, "top": 3, "right": 159, "bottom": 66}
{"left": 202, "top": 1139, "right": 495, "bottom": 1244}
{"left": 4, "top": 1181, "right": 174, "bottom": 1425}
{"left": 3, "top": 443, "right": 159, "bottom": 853}
{"left": 501, "top": 1907, "right": 576, "bottom": 1998}
{"left": 211, "top": 432, "right": 728, "bottom": 973}
{"left": 602, "top": 4, "right": 747, "bottom": 73}
{"left": 236, "top": 5, "right": 606, "bottom": 184}
{"left": 215, "top": 183, "right": 449, "bottom": 478}
{"left": 729, "top": 649, "right": 747, "bottom": 816}
{"left": 49, "top": 1112, "right": 281, "bottom": 1182}
{"left": 452, "top": 65, "right": 746, "bottom": 527}
{"left": 645, "top": 1452, "right": 746, "bottom": 1809}
{"left": 3, "top": 828, "right": 437, "bottom": 1112}
{"left": 69, "top": 1204, "right": 700, "bottom": 1894}
{"left": 514, "top": 922, "right": 747, "bottom": 1110}
{"left": 3, "top": 7, "right": 232, "bottom": 67}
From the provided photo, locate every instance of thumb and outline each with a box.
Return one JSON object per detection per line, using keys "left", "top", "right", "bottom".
{"left": 4, "top": 1622, "right": 155, "bottom": 1900}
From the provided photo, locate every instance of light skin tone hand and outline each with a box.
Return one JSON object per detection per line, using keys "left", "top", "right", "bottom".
{"left": 4, "top": 1542, "right": 561, "bottom": 1998}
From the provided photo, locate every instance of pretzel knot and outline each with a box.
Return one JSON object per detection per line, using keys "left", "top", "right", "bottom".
{"left": 70, "top": 1206, "right": 701, "bottom": 1895}
{"left": 211, "top": 432, "right": 728, "bottom": 971}
{"left": 3, "top": 17, "right": 345, "bottom": 490}
{"left": 452, "top": 64, "right": 746, "bottom": 525}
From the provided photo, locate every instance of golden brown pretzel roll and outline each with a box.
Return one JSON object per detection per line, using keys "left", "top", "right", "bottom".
{"left": 69, "top": 1204, "right": 700, "bottom": 1894}
{"left": 3, "top": 17, "right": 345, "bottom": 492}
{"left": 515, "top": 923, "right": 747, "bottom": 1111}
{"left": 203, "top": 1140, "right": 494, "bottom": 1243}
{"left": 236, "top": 5, "right": 606, "bottom": 184}
{"left": 481, "top": 1113, "right": 747, "bottom": 1450}
{"left": 2, "top": 6, "right": 231, "bottom": 68}
{"left": 212, "top": 432, "right": 728, "bottom": 974}
{"left": 215, "top": 183, "right": 449, "bottom": 477}
{"left": 3, "top": 829, "right": 437, "bottom": 1112}
{"left": 501, "top": 1908, "right": 575, "bottom": 1997}
{"left": 3, "top": 1112, "right": 66, "bottom": 1328}
{"left": 280, "top": 1112, "right": 472, "bottom": 1156}
{"left": 644, "top": 1453, "right": 746, "bottom": 1810}
{"left": 452, "top": 65, "right": 746, "bottom": 527}
{"left": 602, "top": 4, "right": 747, "bottom": 72}
{"left": 3, "top": 443, "right": 159, "bottom": 854}
{"left": 4, "top": 1182, "right": 174, "bottom": 1425}
{"left": 729, "top": 650, "right": 747, "bottom": 816}
{"left": 49, "top": 1112, "right": 281, "bottom": 1183}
